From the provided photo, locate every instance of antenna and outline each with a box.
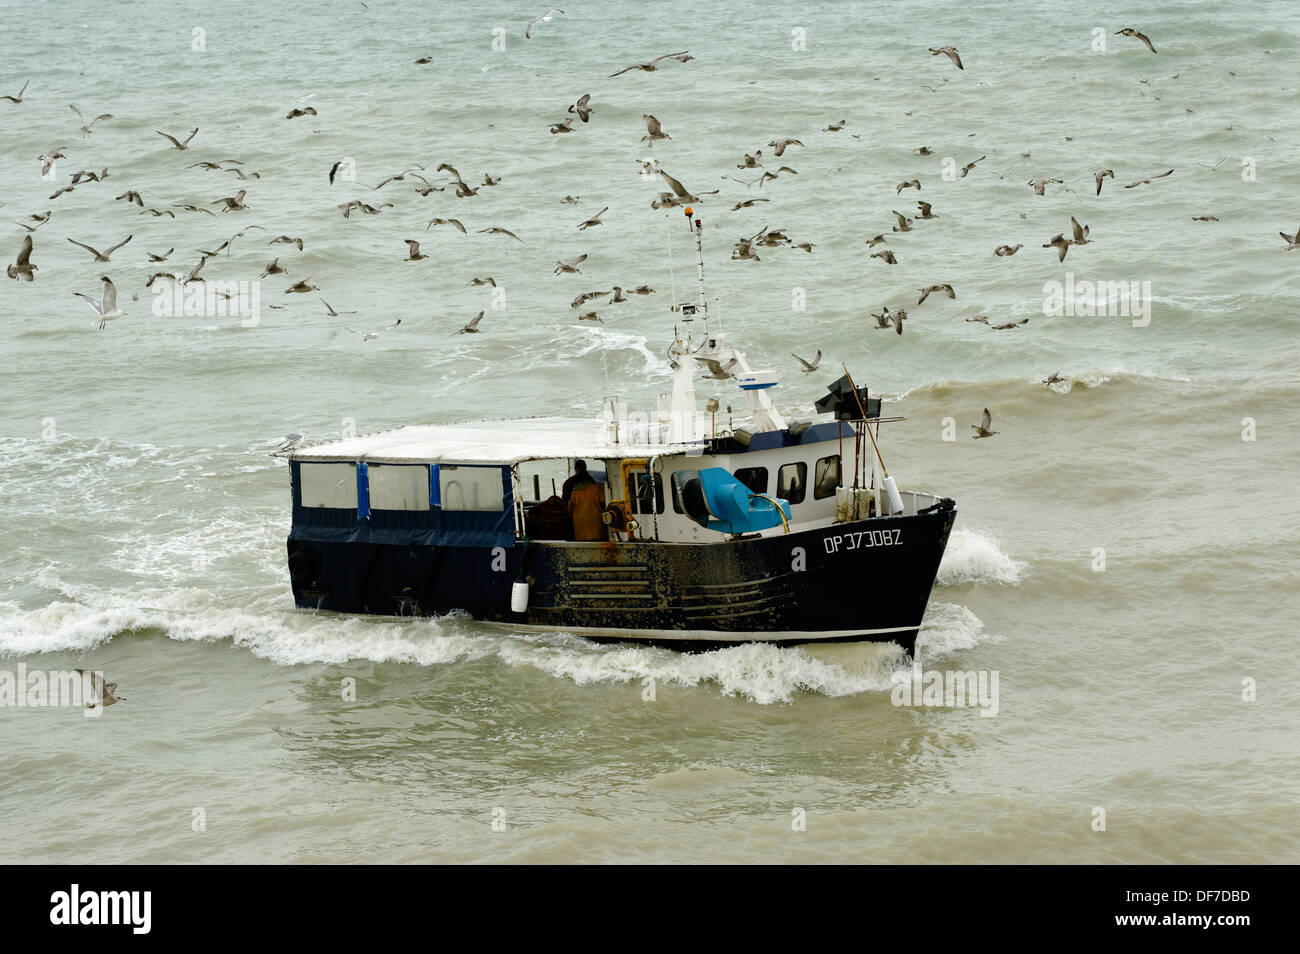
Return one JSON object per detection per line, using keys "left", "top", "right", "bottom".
{"left": 684, "top": 206, "right": 711, "bottom": 341}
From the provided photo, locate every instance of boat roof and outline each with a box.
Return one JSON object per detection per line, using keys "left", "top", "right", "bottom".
{"left": 290, "top": 416, "right": 698, "bottom": 466}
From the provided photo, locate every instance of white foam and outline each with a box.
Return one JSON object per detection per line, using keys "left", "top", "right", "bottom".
{"left": 937, "top": 528, "right": 1027, "bottom": 586}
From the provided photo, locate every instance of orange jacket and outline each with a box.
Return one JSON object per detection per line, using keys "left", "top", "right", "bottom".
{"left": 566, "top": 479, "right": 607, "bottom": 541}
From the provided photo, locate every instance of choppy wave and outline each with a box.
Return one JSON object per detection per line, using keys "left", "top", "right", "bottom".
{"left": 936, "top": 528, "right": 1027, "bottom": 586}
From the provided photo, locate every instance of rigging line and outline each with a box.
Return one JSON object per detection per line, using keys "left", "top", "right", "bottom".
{"left": 664, "top": 210, "right": 678, "bottom": 313}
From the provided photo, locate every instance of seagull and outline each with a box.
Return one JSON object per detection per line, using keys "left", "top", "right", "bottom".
{"left": 277, "top": 432, "right": 306, "bottom": 452}
{"left": 69, "top": 104, "right": 112, "bottom": 135}
{"left": 631, "top": 285, "right": 655, "bottom": 295}
{"left": 896, "top": 179, "right": 921, "bottom": 194}
{"left": 67, "top": 234, "right": 131, "bottom": 262}
{"left": 321, "top": 299, "right": 356, "bottom": 316}
{"left": 555, "top": 254, "right": 587, "bottom": 274}
{"left": 611, "top": 52, "right": 691, "bottom": 77}
{"left": 793, "top": 350, "right": 821, "bottom": 373}
{"left": 737, "top": 151, "right": 763, "bottom": 169}
{"left": 659, "top": 169, "right": 717, "bottom": 203}
{"left": 1028, "top": 177, "right": 1062, "bottom": 196}
{"left": 960, "top": 156, "right": 986, "bottom": 177}
{"left": 1, "top": 79, "right": 30, "bottom": 103}
{"left": 871, "top": 307, "right": 907, "bottom": 334}
{"left": 966, "top": 315, "right": 990, "bottom": 324}
{"left": 872, "top": 250, "right": 899, "bottom": 264}
{"left": 1043, "top": 233, "right": 1072, "bottom": 262}
{"left": 577, "top": 207, "right": 608, "bottom": 230}
{"left": 183, "top": 256, "right": 208, "bottom": 284}
{"left": 346, "top": 321, "right": 400, "bottom": 341}
{"left": 466, "top": 276, "right": 497, "bottom": 286}
{"left": 825, "top": 119, "right": 848, "bottom": 131}
{"left": 608, "top": 287, "right": 628, "bottom": 302}
{"left": 526, "top": 7, "right": 565, "bottom": 39}
{"left": 696, "top": 356, "right": 738, "bottom": 379}
{"left": 115, "top": 190, "right": 143, "bottom": 207}
{"left": 74, "top": 275, "right": 125, "bottom": 329}
{"left": 427, "top": 218, "right": 467, "bottom": 233}
{"left": 1070, "top": 216, "right": 1091, "bottom": 245}
{"left": 917, "top": 284, "right": 955, "bottom": 305}
{"left": 929, "top": 46, "right": 964, "bottom": 69}
{"left": 478, "top": 226, "right": 524, "bottom": 241}
{"left": 156, "top": 127, "right": 199, "bottom": 150}
{"left": 768, "top": 138, "right": 804, "bottom": 157}
{"left": 404, "top": 239, "right": 427, "bottom": 261}
{"left": 146, "top": 248, "right": 173, "bottom": 262}
{"left": 577, "top": 311, "right": 603, "bottom": 323}
{"left": 865, "top": 234, "right": 886, "bottom": 247}
{"left": 916, "top": 201, "right": 938, "bottom": 219}
{"left": 76, "top": 670, "right": 123, "bottom": 708}
{"left": 971, "top": 408, "right": 997, "bottom": 438}
{"left": 994, "top": 244, "right": 1023, "bottom": 256}
{"left": 641, "top": 114, "right": 671, "bottom": 146}
{"left": 891, "top": 210, "right": 913, "bottom": 232}
{"left": 455, "top": 311, "right": 485, "bottom": 335}
{"left": 732, "top": 198, "right": 770, "bottom": 210}
{"left": 1115, "top": 28, "right": 1157, "bottom": 53}
{"left": 39, "top": 147, "right": 68, "bottom": 176}
{"left": 285, "top": 278, "right": 319, "bottom": 293}
{"left": 568, "top": 93, "right": 593, "bottom": 122}
{"left": 270, "top": 235, "right": 304, "bottom": 251}
{"left": 571, "top": 289, "right": 609, "bottom": 309}
{"left": 285, "top": 106, "right": 317, "bottom": 118}
{"left": 7, "top": 234, "right": 36, "bottom": 281}
{"left": 1043, "top": 372, "right": 1064, "bottom": 385}
{"left": 549, "top": 118, "right": 575, "bottom": 134}
{"left": 1124, "top": 169, "right": 1174, "bottom": 188}
{"left": 1094, "top": 169, "right": 1114, "bottom": 194}
{"left": 213, "top": 190, "right": 247, "bottom": 211}
{"left": 731, "top": 237, "right": 760, "bottom": 261}
{"left": 992, "top": 319, "right": 1029, "bottom": 330}
{"left": 261, "top": 257, "right": 287, "bottom": 277}
{"left": 1279, "top": 226, "right": 1300, "bottom": 251}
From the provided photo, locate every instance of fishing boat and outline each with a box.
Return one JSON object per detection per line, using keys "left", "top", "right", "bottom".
{"left": 283, "top": 207, "right": 956, "bottom": 654}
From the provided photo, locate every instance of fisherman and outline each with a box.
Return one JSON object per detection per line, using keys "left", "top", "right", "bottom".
{"left": 564, "top": 460, "right": 607, "bottom": 542}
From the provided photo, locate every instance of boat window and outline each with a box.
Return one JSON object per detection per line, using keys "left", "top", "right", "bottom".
{"left": 299, "top": 462, "right": 359, "bottom": 509}
{"left": 629, "top": 472, "right": 664, "bottom": 515}
{"left": 367, "top": 464, "right": 431, "bottom": 511}
{"left": 670, "top": 469, "right": 699, "bottom": 514}
{"left": 438, "top": 465, "right": 505, "bottom": 511}
{"left": 814, "top": 455, "right": 841, "bottom": 500}
{"left": 733, "top": 466, "right": 768, "bottom": 495}
{"left": 777, "top": 462, "right": 807, "bottom": 505}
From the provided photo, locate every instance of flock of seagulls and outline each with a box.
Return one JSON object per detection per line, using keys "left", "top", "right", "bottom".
{"left": 2, "top": 18, "right": 1285, "bottom": 445}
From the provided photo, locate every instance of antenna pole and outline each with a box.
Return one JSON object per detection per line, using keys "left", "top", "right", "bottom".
{"left": 685, "top": 206, "right": 710, "bottom": 339}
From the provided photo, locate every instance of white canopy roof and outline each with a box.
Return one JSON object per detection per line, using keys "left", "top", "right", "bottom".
{"left": 290, "top": 416, "right": 702, "bottom": 466}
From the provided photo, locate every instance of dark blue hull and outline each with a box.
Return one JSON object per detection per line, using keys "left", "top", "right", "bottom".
{"left": 288, "top": 505, "right": 956, "bottom": 653}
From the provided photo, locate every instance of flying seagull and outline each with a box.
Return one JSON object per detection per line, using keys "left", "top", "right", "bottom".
{"left": 156, "top": 127, "right": 199, "bottom": 150}
{"left": 793, "top": 350, "right": 822, "bottom": 373}
{"left": 1, "top": 79, "right": 31, "bottom": 103}
{"left": 74, "top": 275, "right": 125, "bottom": 329}
{"left": 929, "top": 46, "right": 964, "bottom": 69}
{"left": 971, "top": 408, "right": 998, "bottom": 438}
{"left": 1124, "top": 169, "right": 1174, "bottom": 189}
{"left": 568, "top": 93, "right": 593, "bottom": 123}
{"left": 1115, "top": 28, "right": 1157, "bottom": 53}
{"left": 76, "top": 669, "right": 123, "bottom": 708}
{"left": 8, "top": 234, "right": 37, "bottom": 281}
{"left": 526, "top": 8, "right": 565, "bottom": 39}
{"left": 611, "top": 52, "right": 691, "bottom": 77}
{"left": 455, "top": 311, "right": 484, "bottom": 335}
{"left": 67, "top": 234, "right": 132, "bottom": 262}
